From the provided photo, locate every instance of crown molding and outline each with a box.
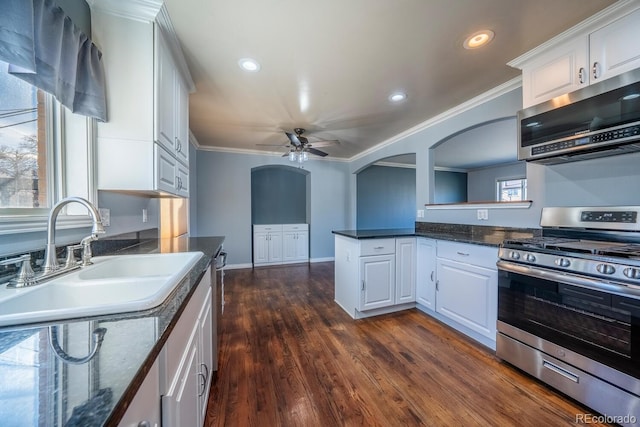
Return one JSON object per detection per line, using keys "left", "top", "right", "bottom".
{"left": 86, "top": 0, "right": 162, "bottom": 22}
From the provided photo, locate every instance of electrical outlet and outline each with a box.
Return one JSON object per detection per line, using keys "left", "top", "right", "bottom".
{"left": 142, "top": 208, "right": 148, "bottom": 223}
{"left": 476, "top": 209, "right": 489, "bottom": 220}
{"left": 98, "top": 208, "right": 110, "bottom": 227}
{"left": 417, "top": 209, "right": 425, "bottom": 218}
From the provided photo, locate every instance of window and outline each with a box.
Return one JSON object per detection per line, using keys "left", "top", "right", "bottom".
{"left": 0, "top": 61, "right": 50, "bottom": 211}
{"left": 497, "top": 178, "right": 527, "bottom": 202}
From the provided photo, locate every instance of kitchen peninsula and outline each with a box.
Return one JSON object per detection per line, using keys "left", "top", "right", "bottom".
{"left": 333, "top": 223, "right": 538, "bottom": 349}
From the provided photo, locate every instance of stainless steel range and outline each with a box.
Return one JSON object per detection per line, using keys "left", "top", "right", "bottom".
{"left": 497, "top": 206, "right": 640, "bottom": 425}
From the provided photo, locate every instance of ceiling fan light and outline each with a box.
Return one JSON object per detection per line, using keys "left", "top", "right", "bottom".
{"left": 302, "top": 151, "right": 309, "bottom": 161}
{"left": 289, "top": 150, "right": 296, "bottom": 161}
{"left": 238, "top": 58, "right": 261, "bottom": 72}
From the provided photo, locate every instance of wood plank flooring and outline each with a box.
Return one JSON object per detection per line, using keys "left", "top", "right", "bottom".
{"left": 205, "top": 262, "right": 609, "bottom": 426}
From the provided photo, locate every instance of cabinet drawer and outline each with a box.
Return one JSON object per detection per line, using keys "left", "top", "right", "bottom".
{"left": 437, "top": 240, "right": 497, "bottom": 269}
{"left": 360, "top": 238, "right": 395, "bottom": 256}
{"left": 282, "top": 224, "right": 308, "bottom": 232}
{"left": 253, "top": 224, "right": 283, "bottom": 232}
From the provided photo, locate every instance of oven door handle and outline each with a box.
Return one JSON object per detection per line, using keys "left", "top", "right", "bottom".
{"left": 497, "top": 260, "right": 640, "bottom": 300}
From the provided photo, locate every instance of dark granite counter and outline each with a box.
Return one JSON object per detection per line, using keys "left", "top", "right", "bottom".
{"left": 333, "top": 223, "right": 541, "bottom": 247}
{"left": 0, "top": 236, "right": 224, "bottom": 427}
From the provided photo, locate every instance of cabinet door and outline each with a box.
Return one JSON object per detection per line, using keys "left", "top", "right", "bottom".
{"left": 436, "top": 258, "right": 497, "bottom": 340}
{"left": 162, "top": 325, "right": 200, "bottom": 427}
{"left": 589, "top": 8, "right": 640, "bottom": 83}
{"left": 395, "top": 238, "right": 416, "bottom": 304}
{"left": 295, "top": 231, "right": 309, "bottom": 261}
{"left": 198, "top": 288, "right": 213, "bottom": 425}
{"left": 154, "top": 28, "right": 176, "bottom": 152}
{"left": 359, "top": 255, "right": 395, "bottom": 311}
{"left": 118, "top": 359, "right": 160, "bottom": 427}
{"left": 253, "top": 232, "right": 269, "bottom": 264}
{"left": 268, "top": 232, "right": 283, "bottom": 263}
{"left": 416, "top": 238, "right": 436, "bottom": 310}
{"left": 282, "top": 231, "right": 298, "bottom": 262}
{"left": 521, "top": 37, "right": 589, "bottom": 108}
{"left": 155, "top": 144, "right": 177, "bottom": 195}
{"left": 175, "top": 77, "right": 189, "bottom": 166}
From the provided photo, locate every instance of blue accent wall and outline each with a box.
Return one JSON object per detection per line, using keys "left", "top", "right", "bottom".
{"left": 357, "top": 166, "right": 415, "bottom": 229}
{"left": 434, "top": 171, "right": 467, "bottom": 203}
{"left": 251, "top": 166, "right": 307, "bottom": 224}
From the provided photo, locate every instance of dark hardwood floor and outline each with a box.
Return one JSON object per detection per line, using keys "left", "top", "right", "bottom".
{"left": 205, "top": 262, "right": 608, "bottom": 426}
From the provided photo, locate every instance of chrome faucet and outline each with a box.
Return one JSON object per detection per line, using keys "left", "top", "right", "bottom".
{"left": 43, "top": 197, "right": 105, "bottom": 273}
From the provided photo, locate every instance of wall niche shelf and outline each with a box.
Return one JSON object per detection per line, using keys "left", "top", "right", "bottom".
{"left": 425, "top": 201, "right": 532, "bottom": 210}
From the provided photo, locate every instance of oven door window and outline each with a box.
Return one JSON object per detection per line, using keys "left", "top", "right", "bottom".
{"left": 498, "top": 269, "right": 640, "bottom": 379}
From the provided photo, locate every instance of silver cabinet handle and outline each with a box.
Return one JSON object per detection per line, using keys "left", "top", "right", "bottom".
{"left": 430, "top": 271, "right": 434, "bottom": 282}
{"left": 362, "top": 280, "right": 365, "bottom": 290}
{"left": 456, "top": 251, "right": 469, "bottom": 256}
{"left": 578, "top": 67, "right": 585, "bottom": 84}
{"left": 138, "top": 421, "right": 151, "bottom": 427}
{"left": 374, "top": 246, "right": 384, "bottom": 250}
{"left": 435, "top": 280, "right": 439, "bottom": 291}
{"left": 592, "top": 61, "right": 600, "bottom": 80}
{"left": 198, "top": 372, "right": 207, "bottom": 396}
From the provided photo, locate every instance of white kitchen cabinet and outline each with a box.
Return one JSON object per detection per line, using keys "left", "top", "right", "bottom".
{"left": 512, "top": 5, "right": 640, "bottom": 108}
{"left": 435, "top": 241, "right": 498, "bottom": 342}
{"left": 91, "top": 6, "right": 192, "bottom": 196}
{"left": 395, "top": 238, "right": 416, "bottom": 304}
{"left": 161, "top": 265, "right": 214, "bottom": 427}
{"left": 254, "top": 224, "right": 309, "bottom": 266}
{"left": 282, "top": 224, "right": 309, "bottom": 263}
{"left": 416, "top": 238, "right": 436, "bottom": 310}
{"left": 334, "top": 235, "right": 415, "bottom": 319}
{"left": 360, "top": 254, "right": 395, "bottom": 311}
{"left": 118, "top": 359, "right": 160, "bottom": 427}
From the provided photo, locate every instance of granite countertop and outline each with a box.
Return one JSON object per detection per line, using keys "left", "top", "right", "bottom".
{"left": 333, "top": 223, "right": 541, "bottom": 247}
{"left": 0, "top": 236, "right": 224, "bottom": 427}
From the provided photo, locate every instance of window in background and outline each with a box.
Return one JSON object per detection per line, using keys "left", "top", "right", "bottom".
{"left": 0, "top": 61, "right": 50, "bottom": 210}
{"left": 497, "top": 178, "right": 527, "bottom": 202}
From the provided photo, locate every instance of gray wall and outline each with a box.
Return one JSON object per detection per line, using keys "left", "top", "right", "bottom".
{"left": 97, "top": 191, "right": 159, "bottom": 237}
{"left": 467, "top": 162, "right": 526, "bottom": 202}
{"left": 251, "top": 166, "right": 307, "bottom": 224}
{"left": 356, "top": 165, "right": 415, "bottom": 229}
{"left": 195, "top": 150, "right": 350, "bottom": 266}
{"left": 434, "top": 171, "right": 467, "bottom": 204}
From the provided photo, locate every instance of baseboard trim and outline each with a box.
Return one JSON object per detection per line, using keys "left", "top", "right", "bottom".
{"left": 310, "top": 257, "right": 334, "bottom": 263}
{"left": 225, "top": 263, "right": 253, "bottom": 270}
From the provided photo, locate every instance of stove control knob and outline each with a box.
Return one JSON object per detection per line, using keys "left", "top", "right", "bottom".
{"left": 623, "top": 268, "right": 640, "bottom": 279}
{"left": 596, "top": 264, "right": 615, "bottom": 275}
{"left": 525, "top": 254, "right": 537, "bottom": 263}
{"left": 509, "top": 251, "right": 521, "bottom": 260}
{"left": 555, "top": 258, "right": 571, "bottom": 268}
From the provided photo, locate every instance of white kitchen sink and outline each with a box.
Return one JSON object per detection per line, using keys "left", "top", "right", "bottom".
{"left": 0, "top": 251, "right": 204, "bottom": 327}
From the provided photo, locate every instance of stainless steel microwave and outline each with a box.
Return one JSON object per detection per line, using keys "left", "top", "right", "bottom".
{"left": 518, "top": 68, "right": 640, "bottom": 164}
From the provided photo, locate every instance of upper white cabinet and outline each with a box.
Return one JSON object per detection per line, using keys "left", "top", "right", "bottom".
{"left": 511, "top": 4, "right": 640, "bottom": 108}
{"left": 90, "top": 3, "right": 193, "bottom": 196}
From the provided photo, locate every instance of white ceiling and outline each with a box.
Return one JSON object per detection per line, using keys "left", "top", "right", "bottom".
{"left": 163, "top": 0, "right": 616, "bottom": 160}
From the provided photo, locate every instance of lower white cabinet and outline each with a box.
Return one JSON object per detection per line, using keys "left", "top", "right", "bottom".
{"left": 416, "top": 238, "right": 436, "bottom": 310}
{"left": 161, "top": 266, "right": 214, "bottom": 427}
{"left": 334, "top": 235, "right": 415, "bottom": 319}
{"left": 254, "top": 224, "right": 308, "bottom": 266}
{"left": 435, "top": 241, "right": 498, "bottom": 343}
{"left": 118, "top": 359, "right": 161, "bottom": 427}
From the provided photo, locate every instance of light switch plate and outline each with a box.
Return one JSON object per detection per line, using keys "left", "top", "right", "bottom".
{"left": 98, "top": 208, "right": 110, "bottom": 227}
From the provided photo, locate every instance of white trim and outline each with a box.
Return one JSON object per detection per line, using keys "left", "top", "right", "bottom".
{"left": 372, "top": 161, "right": 416, "bottom": 169}
{"left": 310, "top": 257, "right": 334, "bottom": 263}
{"left": 434, "top": 166, "right": 469, "bottom": 173}
{"left": 86, "top": 0, "right": 163, "bottom": 22}
{"left": 425, "top": 201, "right": 532, "bottom": 210}
{"left": 0, "top": 215, "right": 94, "bottom": 235}
{"left": 224, "top": 263, "right": 253, "bottom": 270}
{"left": 155, "top": 5, "right": 195, "bottom": 92}
{"left": 508, "top": 0, "right": 640, "bottom": 69}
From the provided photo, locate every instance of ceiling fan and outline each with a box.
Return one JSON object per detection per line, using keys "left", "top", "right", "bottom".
{"left": 258, "top": 128, "right": 338, "bottom": 159}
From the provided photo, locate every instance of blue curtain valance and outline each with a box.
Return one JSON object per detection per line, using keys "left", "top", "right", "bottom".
{"left": 0, "top": 0, "right": 107, "bottom": 122}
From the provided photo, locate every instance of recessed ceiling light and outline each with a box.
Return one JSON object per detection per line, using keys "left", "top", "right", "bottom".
{"left": 463, "top": 30, "right": 495, "bottom": 49}
{"left": 238, "top": 58, "right": 260, "bottom": 72}
{"left": 389, "top": 92, "right": 407, "bottom": 102}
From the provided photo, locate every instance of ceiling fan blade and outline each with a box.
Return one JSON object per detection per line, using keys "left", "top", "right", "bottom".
{"left": 306, "top": 147, "right": 328, "bottom": 157}
{"left": 308, "top": 139, "right": 339, "bottom": 148}
{"left": 285, "top": 132, "right": 301, "bottom": 147}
